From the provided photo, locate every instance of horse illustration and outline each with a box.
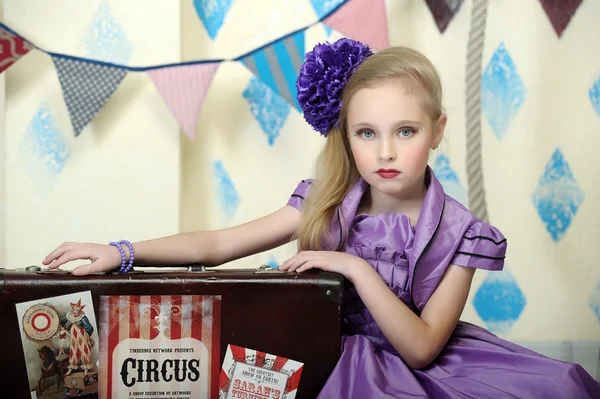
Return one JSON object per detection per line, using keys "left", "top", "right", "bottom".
{"left": 38, "top": 345, "right": 64, "bottom": 393}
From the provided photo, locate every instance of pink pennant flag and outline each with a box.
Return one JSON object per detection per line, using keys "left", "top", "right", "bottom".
{"left": 324, "top": 0, "right": 390, "bottom": 51}
{"left": 148, "top": 62, "right": 220, "bottom": 140}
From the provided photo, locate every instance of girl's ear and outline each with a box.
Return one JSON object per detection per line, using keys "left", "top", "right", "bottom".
{"left": 431, "top": 113, "right": 447, "bottom": 149}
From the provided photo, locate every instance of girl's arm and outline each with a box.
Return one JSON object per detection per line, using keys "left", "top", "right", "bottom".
{"left": 43, "top": 205, "right": 302, "bottom": 275}
{"left": 128, "top": 204, "right": 301, "bottom": 266}
{"left": 351, "top": 262, "right": 475, "bottom": 369}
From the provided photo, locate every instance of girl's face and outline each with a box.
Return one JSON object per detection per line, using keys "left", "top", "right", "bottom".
{"left": 346, "top": 78, "right": 445, "bottom": 200}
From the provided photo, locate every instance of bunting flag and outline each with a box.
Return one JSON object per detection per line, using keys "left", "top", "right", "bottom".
{"left": 148, "top": 62, "right": 220, "bottom": 140}
{"left": 323, "top": 0, "right": 390, "bottom": 50}
{"left": 0, "top": 27, "right": 34, "bottom": 74}
{"left": 425, "top": 0, "right": 464, "bottom": 33}
{"left": 309, "top": 0, "right": 346, "bottom": 36}
{"left": 0, "top": 0, "right": 390, "bottom": 139}
{"left": 53, "top": 56, "right": 127, "bottom": 136}
{"left": 238, "top": 30, "right": 305, "bottom": 111}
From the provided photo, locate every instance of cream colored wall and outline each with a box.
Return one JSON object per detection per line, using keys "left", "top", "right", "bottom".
{"left": 3, "top": 1, "right": 181, "bottom": 270}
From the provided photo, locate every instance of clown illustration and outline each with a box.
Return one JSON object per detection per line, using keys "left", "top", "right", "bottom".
{"left": 60, "top": 298, "right": 95, "bottom": 376}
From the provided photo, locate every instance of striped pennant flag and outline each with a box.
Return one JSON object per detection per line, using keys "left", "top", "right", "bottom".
{"left": 324, "top": 0, "right": 390, "bottom": 50}
{"left": 52, "top": 56, "right": 127, "bottom": 136}
{"left": 0, "top": 27, "right": 34, "bottom": 74}
{"left": 238, "top": 30, "right": 305, "bottom": 111}
{"left": 148, "top": 62, "right": 220, "bottom": 140}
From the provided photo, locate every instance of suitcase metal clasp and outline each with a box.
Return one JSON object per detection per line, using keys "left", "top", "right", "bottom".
{"left": 253, "top": 264, "right": 286, "bottom": 274}
{"left": 187, "top": 264, "right": 211, "bottom": 273}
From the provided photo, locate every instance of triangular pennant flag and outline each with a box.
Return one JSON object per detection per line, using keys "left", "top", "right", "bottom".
{"left": 148, "top": 62, "right": 220, "bottom": 140}
{"left": 539, "top": 0, "right": 583, "bottom": 38}
{"left": 324, "top": 0, "right": 390, "bottom": 50}
{"left": 424, "top": 0, "right": 464, "bottom": 33}
{"left": 239, "top": 30, "right": 305, "bottom": 111}
{"left": 0, "top": 27, "right": 34, "bottom": 74}
{"left": 52, "top": 56, "right": 127, "bottom": 136}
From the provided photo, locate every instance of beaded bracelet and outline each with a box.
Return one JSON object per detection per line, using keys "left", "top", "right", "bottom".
{"left": 119, "top": 240, "right": 135, "bottom": 273}
{"left": 109, "top": 240, "right": 135, "bottom": 274}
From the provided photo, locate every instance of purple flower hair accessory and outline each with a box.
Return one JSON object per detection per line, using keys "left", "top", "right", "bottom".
{"left": 296, "top": 38, "right": 373, "bottom": 136}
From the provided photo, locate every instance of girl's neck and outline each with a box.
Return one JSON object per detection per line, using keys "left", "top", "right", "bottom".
{"left": 359, "top": 175, "right": 428, "bottom": 225}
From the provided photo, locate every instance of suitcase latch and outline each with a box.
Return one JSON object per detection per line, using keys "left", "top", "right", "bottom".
{"left": 187, "top": 264, "right": 210, "bottom": 273}
{"left": 253, "top": 264, "right": 286, "bottom": 274}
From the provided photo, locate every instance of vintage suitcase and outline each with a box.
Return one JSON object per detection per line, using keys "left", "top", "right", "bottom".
{"left": 0, "top": 265, "right": 343, "bottom": 399}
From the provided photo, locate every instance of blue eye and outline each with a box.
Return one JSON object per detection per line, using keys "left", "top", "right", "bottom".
{"left": 399, "top": 128, "right": 416, "bottom": 138}
{"left": 359, "top": 130, "right": 375, "bottom": 139}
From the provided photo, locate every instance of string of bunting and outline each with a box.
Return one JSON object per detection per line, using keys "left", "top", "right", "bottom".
{"left": 0, "top": 0, "right": 389, "bottom": 139}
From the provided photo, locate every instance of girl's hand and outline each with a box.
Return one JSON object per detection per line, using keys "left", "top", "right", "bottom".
{"left": 42, "top": 242, "right": 122, "bottom": 276}
{"left": 278, "top": 250, "right": 369, "bottom": 281}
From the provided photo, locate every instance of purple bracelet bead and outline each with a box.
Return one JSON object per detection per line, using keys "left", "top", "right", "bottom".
{"left": 118, "top": 240, "right": 135, "bottom": 273}
{"left": 109, "top": 241, "right": 126, "bottom": 273}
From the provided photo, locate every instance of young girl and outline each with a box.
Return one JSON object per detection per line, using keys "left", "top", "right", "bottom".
{"left": 44, "top": 38, "right": 599, "bottom": 398}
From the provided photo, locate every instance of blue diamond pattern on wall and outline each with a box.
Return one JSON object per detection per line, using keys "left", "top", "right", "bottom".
{"left": 193, "top": 0, "right": 234, "bottom": 40}
{"left": 473, "top": 268, "right": 526, "bottom": 334}
{"left": 589, "top": 74, "right": 600, "bottom": 116}
{"left": 481, "top": 42, "right": 526, "bottom": 142}
{"left": 309, "top": 0, "right": 344, "bottom": 36}
{"left": 20, "top": 102, "right": 70, "bottom": 178}
{"left": 83, "top": 2, "right": 133, "bottom": 64}
{"left": 213, "top": 160, "right": 240, "bottom": 223}
{"left": 589, "top": 281, "right": 600, "bottom": 323}
{"left": 243, "top": 77, "right": 290, "bottom": 146}
{"left": 531, "top": 148, "right": 584, "bottom": 243}
{"left": 432, "top": 154, "right": 468, "bottom": 207}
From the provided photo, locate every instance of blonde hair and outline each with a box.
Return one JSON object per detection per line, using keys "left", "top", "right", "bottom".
{"left": 295, "top": 46, "right": 444, "bottom": 251}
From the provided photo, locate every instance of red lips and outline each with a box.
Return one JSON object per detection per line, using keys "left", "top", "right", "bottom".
{"left": 376, "top": 169, "right": 400, "bottom": 178}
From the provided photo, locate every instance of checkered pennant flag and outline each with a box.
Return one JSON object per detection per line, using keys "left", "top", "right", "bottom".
{"left": 52, "top": 56, "right": 127, "bottom": 136}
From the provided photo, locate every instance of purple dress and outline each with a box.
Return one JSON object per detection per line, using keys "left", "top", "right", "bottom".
{"left": 287, "top": 168, "right": 600, "bottom": 399}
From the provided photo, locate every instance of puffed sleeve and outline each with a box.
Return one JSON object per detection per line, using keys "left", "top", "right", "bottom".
{"left": 286, "top": 179, "right": 313, "bottom": 211}
{"left": 449, "top": 221, "right": 507, "bottom": 271}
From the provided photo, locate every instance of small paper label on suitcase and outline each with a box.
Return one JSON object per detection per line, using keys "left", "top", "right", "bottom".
{"left": 15, "top": 291, "right": 100, "bottom": 398}
{"left": 220, "top": 344, "right": 304, "bottom": 399}
{"left": 98, "top": 295, "right": 222, "bottom": 399}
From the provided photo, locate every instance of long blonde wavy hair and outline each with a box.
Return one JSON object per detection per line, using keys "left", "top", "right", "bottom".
{"left": 295, "top": 46, "right": 444, "bottom": 251}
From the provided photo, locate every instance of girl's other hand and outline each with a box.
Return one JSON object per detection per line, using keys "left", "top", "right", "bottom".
{"left": 279, "top": 250, "right": 369, "bottom": 281}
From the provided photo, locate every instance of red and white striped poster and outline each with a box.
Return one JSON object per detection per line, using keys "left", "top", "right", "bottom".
{"left": 99, "top": 295, "right": 221, "bottom": 399}
{"left": 219, "top": 344, "right": 304, "bottom": 399}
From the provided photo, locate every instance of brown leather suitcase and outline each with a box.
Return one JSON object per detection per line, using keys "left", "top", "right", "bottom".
{"left": 0, "top": 265, "right": 343, "bottom": 399}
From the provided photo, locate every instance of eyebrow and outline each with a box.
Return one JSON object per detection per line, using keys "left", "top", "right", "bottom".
{"left": 350, "top": 120, "right": 423, "bottom": 130}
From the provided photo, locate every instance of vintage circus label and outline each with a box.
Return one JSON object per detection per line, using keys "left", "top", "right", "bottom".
{"left": 99, "top": 295, "right": 222, "bottom": 399}
{"left": 219, "top": 344, "right": 304, "bottom": 399}
{"left": 16, "top": 291, "right": 100, "bottom": 398}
